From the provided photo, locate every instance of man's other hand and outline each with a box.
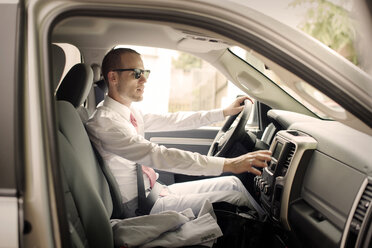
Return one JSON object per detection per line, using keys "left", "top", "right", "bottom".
{"left": 223, "top": 150, "right": 272, "bottom": 176}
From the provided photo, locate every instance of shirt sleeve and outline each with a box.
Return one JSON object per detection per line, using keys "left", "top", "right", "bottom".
{"left": 87, "top": 116, "right": 225, "bottom": 176}
{"left": 143, "top": 109, "right": 225, "bottom": 132}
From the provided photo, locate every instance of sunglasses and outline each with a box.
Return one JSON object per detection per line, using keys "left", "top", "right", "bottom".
{"left": 112, "top": 68, "right": 151, "bottom": 79}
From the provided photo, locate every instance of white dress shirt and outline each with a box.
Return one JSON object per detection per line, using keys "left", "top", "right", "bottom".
{"left": 85, "top": 96, "right": 225, "bottom": 204}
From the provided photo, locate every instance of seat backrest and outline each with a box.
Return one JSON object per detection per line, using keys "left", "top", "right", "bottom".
{"left": 91, "top": 144, "right": 127, "bottom": 219}
{"left": 57, "top": 100, "right": 114, "bottom": 248}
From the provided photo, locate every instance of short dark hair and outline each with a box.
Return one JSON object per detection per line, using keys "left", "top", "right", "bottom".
{"left": 101, "top": 48, "right": 140, "bottom": 82}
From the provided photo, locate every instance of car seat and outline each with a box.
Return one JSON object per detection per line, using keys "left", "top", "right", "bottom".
{"left": 55, "top": 62, "right": 127, "bottom": 218}
{"left": 54, "top": 62, "right": 113, "bottom": 247}
{"left": 58, "top": 100, "right": 114, "bottom": 247}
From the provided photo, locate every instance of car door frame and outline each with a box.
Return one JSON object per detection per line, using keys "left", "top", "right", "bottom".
{"left": 0, "top": 1, "right": 25, "bottom": 247}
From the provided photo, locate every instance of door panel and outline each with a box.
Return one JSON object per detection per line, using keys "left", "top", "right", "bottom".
{"left": 145, "top": 128, "right": 218, "bottom": 154}
{"left": 145, "top": 128, "right": 219, "bottom": 184}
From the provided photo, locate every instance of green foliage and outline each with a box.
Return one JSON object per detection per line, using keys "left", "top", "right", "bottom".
{"left": 289, "top": 0, "right": 358, "bottom": 64}
{"left": 172, "top": 52, "right": 202, "bottom": 70}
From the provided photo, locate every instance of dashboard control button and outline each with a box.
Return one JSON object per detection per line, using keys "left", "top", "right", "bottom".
{"left": 264, "top": 185, "right": 271, "bottom": 195}
{"left": 259, "top": 180, "right": 267, "bottom": 191}
{"left": 254, "top": 176, "right": 261, "bottom": 191}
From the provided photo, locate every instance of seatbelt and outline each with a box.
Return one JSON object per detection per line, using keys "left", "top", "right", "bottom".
{"left": 136, "top": 164, "right": 162, "bottom": 215}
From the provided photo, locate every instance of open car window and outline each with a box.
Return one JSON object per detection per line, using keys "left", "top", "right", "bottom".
{"left": 121, "top": 46, "right": 248, "bottom": 127}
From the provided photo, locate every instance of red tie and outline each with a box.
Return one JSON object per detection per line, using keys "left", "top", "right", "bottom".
{"left": 130, "top": 113, "right": 138, "bottom": 130}
{"left": 130, "top": 113, "right": 157, "bottom": 188}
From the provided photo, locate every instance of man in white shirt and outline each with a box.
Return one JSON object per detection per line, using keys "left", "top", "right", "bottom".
{"left": 85, "top": 48, "right": 272, "bottom": 218}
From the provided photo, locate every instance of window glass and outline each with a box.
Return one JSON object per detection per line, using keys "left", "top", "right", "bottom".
{"left": 120, "top": 46, "right": 247, "bottom": 127}
{"left": 230, "top": 46, "right": 345, "bottom": 119}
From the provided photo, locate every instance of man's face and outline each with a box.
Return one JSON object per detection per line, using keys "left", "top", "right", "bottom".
{"left": 112, "top": 53, "right": 147, "bottom": 105}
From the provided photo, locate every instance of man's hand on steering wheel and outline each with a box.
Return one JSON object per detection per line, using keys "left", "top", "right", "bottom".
{"left": 223, "top": 96, "right": 253, "bottom": 117}
{"left": 207, "top": 96, "right": 256, "bottom": 157}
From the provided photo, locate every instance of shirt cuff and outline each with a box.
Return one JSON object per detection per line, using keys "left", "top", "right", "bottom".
{"left": 209, "top": 109, "right": 225, "bottom": 123}
{"left": 206, "top": 156, "right": 225, "bottom": 175}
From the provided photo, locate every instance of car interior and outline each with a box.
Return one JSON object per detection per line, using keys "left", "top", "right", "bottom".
{"left": 47, "top": 8, "right": 372, "bottom": 248}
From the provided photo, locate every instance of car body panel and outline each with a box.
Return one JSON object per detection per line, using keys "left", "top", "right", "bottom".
{"left": 0, "top": 1, "right": 23, "bottom": 247}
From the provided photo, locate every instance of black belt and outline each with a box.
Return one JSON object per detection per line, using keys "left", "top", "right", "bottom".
{"left": 136, "top": 164, "right": 162, "bottom": 215}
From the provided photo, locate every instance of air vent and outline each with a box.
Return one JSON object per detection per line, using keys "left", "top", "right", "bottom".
{"left": 345, "top": 181, "right": 372, "bottom": 248}
{"left": 279, "top": 143, "right": 295, "bottom": 176}
{"left": 350, "top": 183, "right": 371, "bottom": 233}
{"left": 283, "top": 143, "right": 295, "bottom": 169}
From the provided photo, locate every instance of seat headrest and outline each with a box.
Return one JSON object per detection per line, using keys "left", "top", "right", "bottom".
{"left": 52, "top": 44, "right": 66, "bottom": 90}
{"left": 56, "top": 63, "right": 93, "bottom": 108}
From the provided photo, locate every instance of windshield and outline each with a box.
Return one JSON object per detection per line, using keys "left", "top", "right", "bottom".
{"left": 230, "top": 46, "right": 345, "bottom": 119}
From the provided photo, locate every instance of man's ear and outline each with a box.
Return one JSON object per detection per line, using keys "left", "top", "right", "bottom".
{"left": 107, "top": 71, "right": 117, "bottom": 86}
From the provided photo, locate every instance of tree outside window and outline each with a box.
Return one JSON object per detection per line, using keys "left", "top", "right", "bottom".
{"left": 290, "top": 0, "right": 358, "bottom": 64}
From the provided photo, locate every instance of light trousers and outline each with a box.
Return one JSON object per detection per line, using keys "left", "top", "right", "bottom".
{"left": 150, "top": 176, "right": 263, "bottom": 216}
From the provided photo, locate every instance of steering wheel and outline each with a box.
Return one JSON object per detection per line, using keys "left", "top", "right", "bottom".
{"left": 207, "top": 99, "right": 256, "bottom": 157}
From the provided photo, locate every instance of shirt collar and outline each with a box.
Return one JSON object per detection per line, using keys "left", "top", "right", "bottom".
{"left": 103, "top": 96, "right": 132, "bottom": 121}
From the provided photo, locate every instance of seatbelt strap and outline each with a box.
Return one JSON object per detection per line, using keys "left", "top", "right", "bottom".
{"left": 136, "top": 163, "right": 147, "bottom": 215}
{"left": 136, "top": 164, "right": 162, "bottom": 215}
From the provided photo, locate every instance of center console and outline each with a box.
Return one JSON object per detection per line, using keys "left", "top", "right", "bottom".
{"left": 254, "top": 130, "right": 317, "bottom": 229}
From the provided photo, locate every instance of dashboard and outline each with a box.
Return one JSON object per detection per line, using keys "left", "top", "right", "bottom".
{"left": 255, "top": 110, "right": 372, "bottom": 248}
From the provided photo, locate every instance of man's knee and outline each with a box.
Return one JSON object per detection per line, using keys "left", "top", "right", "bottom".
{"left": 225, "top": 176, "right": 245, "bottom": 192}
